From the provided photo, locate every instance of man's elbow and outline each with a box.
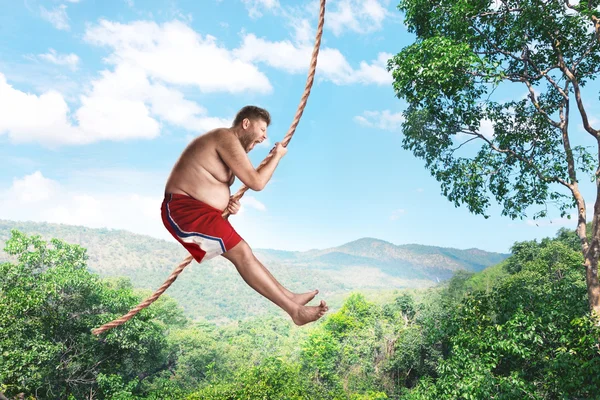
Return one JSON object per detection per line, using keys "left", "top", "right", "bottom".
{"left": 246, "top": 177, "right": 265, "bottom": 191}
{"left": 249, "top": 181, "right": 265, "bottom": 191}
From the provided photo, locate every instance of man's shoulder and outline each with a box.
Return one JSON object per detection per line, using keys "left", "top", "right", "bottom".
{"left": 213, "top": 127, "right": 233, "bottom": 136}
{"left": 190, "top": 128, "right": 231, "bottom": 146}
{"left": 212, "top": 128, "right": 239, "bottom": 147}
{"left": 199, "top": 127, "right": 230, "bottom": 140}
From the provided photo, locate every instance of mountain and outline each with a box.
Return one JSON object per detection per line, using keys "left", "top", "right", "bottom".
{"left": 0, "top": 220, "right": 510, "bottom": 324}
{"left": 298, "top": 237, "right": 507, "bottom": 280}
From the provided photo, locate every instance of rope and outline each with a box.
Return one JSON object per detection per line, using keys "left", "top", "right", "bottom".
{"left": 222, "top": 0, "right": 326, "bottom": 218}
{"left": 91, "top": 0, "right": 326, "bottom": 336}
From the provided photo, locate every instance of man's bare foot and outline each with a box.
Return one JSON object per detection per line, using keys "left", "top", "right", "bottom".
{"left": 291, "top": 300, "right": 329, "bottom": 326}
{"left": 289, "top": 289, "right": 319, "bottom": 305}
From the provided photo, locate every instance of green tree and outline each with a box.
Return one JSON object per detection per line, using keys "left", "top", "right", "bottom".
{"left": 403, "top": 235, "right": 600, "bottom": 399}
{"left": 0, "top": 230, "right": 169, "bottom": 399}
{"left": 388, "top": 0, "right": 600, "bottom": 317}
{"left": 187, "top": 357, "right": 320, "bottom": 400}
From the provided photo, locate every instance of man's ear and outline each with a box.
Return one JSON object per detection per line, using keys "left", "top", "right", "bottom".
{"left": 242, "top": 118, "right": 250, "bottom": 129}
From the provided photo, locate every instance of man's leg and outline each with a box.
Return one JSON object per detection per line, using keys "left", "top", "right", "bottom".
{"left": 221, "top": 240, "right": 328, "bottom": 326}
{"left": 254, "top": 257, "right": 319, "bottom": 305}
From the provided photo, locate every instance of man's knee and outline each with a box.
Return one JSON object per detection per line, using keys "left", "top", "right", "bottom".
{"left": 223, "top": 239, "right": 253, "bottom": 263}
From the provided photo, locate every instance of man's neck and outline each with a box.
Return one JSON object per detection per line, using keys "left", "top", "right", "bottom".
{"left": 229, "top": 125, "right": 243, "bottom": 140}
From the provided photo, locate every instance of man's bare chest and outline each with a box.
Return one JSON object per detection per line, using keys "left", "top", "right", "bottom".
{"left": 203, "top": 155, "right": 234, "bottom": 185}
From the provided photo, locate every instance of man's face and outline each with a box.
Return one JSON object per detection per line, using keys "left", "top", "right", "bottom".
{"left": 242, "top": 118, "right": 267, "bottom": 152}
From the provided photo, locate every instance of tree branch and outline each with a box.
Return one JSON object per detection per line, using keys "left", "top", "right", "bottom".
{"left": 556, "top": 47, "right": 599, "bottom": 138}
{"left": 522, "top": 52, "right": 569, "bottom": 99}
{"left": 451, "top": 136, "right": 479, "bottom": 152}
{"left": 470, "top": 22, "right": 568, "bottom": 100}
{"left": 485, "top": 156, "right": 511, "bottom": 187}
{"left": 572, "top": 35, "right": 599, "bottom": 71}
{"left": 559, "top": 81, "right": 578, "bottom": 185}
{"left": 459, "top": 129, "right": 572, "bottom": 189}
{"left": 593, "top": 15, "right": 600, "bottom": 43}
{"left": 523, "top": 78, "right": 563, "bottom": 128}
{"left": 470, "top": 24, "right": 525, "bottom": 64}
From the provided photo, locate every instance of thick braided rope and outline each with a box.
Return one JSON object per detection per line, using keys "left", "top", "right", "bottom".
{"left": 91, "top": 0, "right": 326, "bottom": 336}
{"left": 223, "top": 0, "right": 326, "bottom": 218}
{"left": 91, "top": 254, "right": 194, "bottom": 335}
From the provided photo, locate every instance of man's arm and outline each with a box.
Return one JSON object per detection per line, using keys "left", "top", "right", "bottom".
{"left": 216, "top": 131, "right": 284, "bottom": 191}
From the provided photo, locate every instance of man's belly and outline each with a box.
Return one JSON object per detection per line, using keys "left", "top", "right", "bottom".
{"left": 165, "top": 174, "right": 231, "bottom": 211}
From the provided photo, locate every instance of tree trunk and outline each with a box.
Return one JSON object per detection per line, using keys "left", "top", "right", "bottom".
{"left": 584, "top": 255, "right": 600, "bottom": 319}
{"left": 587, "top": 188, "right": 600, "bottom": 319}
{"left": 572, "top": 183, "right": 600, "bottom": 320}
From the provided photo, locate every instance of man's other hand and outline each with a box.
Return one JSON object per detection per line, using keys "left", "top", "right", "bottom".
{"left": 270, "top": 142, "right": 288, "bottom": 158}
{"left": 227, "top": 197, "right": 241, "bottom": 215}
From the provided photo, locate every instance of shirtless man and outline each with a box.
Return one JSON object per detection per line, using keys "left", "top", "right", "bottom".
{"left": 161, "top": 105, "right": 328, "bottom": 326}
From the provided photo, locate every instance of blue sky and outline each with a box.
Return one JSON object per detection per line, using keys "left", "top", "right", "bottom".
{"left": 1, "top": 0, "right": 598, "bottom": 254}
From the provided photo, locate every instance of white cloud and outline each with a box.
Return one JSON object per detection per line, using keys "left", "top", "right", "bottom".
{"left": 479, "top": 118, "right": 495, "bottom": 140}
{"left": 0, "top": 171, "right": 172, "bottom": 242}
{"left": 40, "top": 5, "right": 70, "bottom": 31}
{"left": 0, "top": 73, "right": 87, "bottom": 146}
{"left": 38, "top": 49, "right": 80, "bottom": 71}
{"left": 242, "top": 0, "right": 280, "bottom": 18}
{"left": 240, "top": 0, "right": 392, "bottom": 41}
{"left": 453, "top": 117, "right": 495, "bottom": 142}
{"left": 343, "top": 52, "right": 393, "bottom": 85}
{"left": 390, "top": 209, "right": 405, "bottom": 220}
{"left": 0, "top": 69, "right": 166, "bottom": 146}
{"left": 233, "top": 34, "right": 308, "bottom": 74}
{"left": 74, "top": 65, "right": 162, "bottom": 142}
{"left": 0, "top": 171, "right": 275, "bottom": 246}
{"left": 9, "top": 171, "right": 60, "bottom": 203}
{"left": 291, "top": 18, "right": 313, "bottom": 45}
{"left": 3, "top": 17, "right": 393, "bottom": 147}
{"left": 234, "top": 34, "right": 393, "bottom": 85}
{"left": 354, "top": 109, "right": 405, "bottom": 130}
{"left": 0, "top": 61, "right": 235, "bottom": 146}
{"left": 328, "top": 0, "right": 389, "bottom": 36}
{"left": 83, "top": 19, "right": 272, "bottom": 94}
{"left": 78, "top": 62, "right": 240, "bottom": 140}
{"left": 88, "top": 63, "right": 232, "bottom": 132}
{"left": 240, "top": 196, "right": 267, "bottom": 212}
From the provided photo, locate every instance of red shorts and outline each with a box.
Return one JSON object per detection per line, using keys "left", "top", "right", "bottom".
{"left": 161, "top": 193, "right": 243, "bottom": 263}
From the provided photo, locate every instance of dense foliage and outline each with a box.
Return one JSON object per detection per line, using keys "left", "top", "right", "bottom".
{"left": 1, "top": 227, "right": 598, "bottom": 399}
{"left": 403, "top": 226, "right": 600, "bottom": 399}
{"left": 0, "top": 231, "right": 168, "bottom": 399}
{"left": 387, "top": 0, "right": 600, "bottom": 316}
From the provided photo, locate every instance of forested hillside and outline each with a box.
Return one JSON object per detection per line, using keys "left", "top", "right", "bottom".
{"left": 0, "top": 219, "right": 508, "bottom": 324}
{"left": 1, "top": 225, "right": 598, "bottom": 399}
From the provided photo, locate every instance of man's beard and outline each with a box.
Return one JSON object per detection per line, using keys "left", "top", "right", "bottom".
{"left": 239, "top": 133, "right": 256, "bottom": 152}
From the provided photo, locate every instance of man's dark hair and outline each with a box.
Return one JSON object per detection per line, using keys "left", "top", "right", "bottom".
{"left": 232, "top": 105, "right": 271, "bottom": 127}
